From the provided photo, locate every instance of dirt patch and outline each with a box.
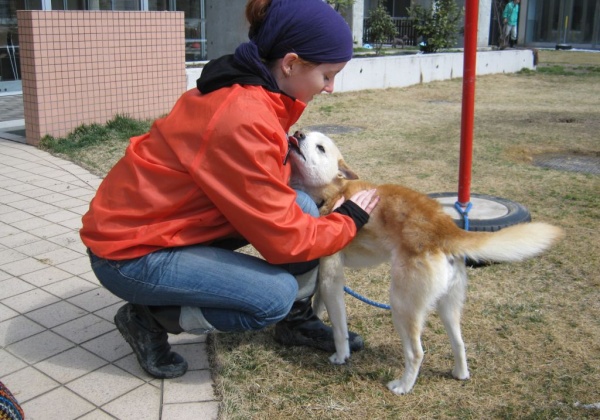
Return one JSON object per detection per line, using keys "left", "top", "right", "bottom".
{"left": 303, "top": 124, "right": 364, "bottom": 135}
{"left": 534, "top": 152, "right": 600, "bottom": 174}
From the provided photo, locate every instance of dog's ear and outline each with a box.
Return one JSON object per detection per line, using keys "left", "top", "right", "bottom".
{"left": 337, "top": 159, "right": 359, "bottom": 180}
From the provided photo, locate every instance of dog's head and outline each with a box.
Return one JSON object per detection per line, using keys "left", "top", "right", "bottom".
{"left": 289, "top": 131, "right": 358, "bottom": 202}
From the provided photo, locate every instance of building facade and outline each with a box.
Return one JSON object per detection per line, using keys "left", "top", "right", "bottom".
{"left": 522, "top": 0, "right": 599, "bottom": 48}
{"left": 1, "top": 0, "right": 599, "bottom": 94}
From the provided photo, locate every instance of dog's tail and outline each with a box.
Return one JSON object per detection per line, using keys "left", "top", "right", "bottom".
{"left": 454, "top": 222, "right": 564, "bottom": 263}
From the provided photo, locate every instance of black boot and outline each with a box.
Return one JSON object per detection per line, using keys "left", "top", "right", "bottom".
{"left": 114, "top": 303, "right": 188, "bottom": 379}
{"left": 274, "top": 297, "right": 364, "bottom": 353}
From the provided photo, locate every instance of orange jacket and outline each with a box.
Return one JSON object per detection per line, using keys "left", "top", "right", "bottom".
{"left": 80, "top": 85, "right": 358, "bottom": 263}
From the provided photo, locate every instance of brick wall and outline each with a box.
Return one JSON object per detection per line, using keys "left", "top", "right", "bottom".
{"left": 17, "top": 11, "right": 186, "bottom": 146}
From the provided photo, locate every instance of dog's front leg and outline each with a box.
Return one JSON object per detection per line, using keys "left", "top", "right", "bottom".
{"left": 386, "top": 262, "right": 430, "bottom": 395}
{"left": 319, "top": 253, "right": 350, "bottom": 364}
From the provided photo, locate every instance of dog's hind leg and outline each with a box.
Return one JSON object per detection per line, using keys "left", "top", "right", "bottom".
{"left": 319, "top": 253, "right": 351, "bottom": 364}
{"left": 436, "top": 257, "right": 470, "bottom": 381}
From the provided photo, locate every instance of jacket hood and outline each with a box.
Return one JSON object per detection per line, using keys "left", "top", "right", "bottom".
{"left": 197, "top": 54, "right": 284, "bottom": 95}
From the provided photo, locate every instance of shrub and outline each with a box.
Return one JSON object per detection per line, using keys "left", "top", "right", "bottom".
{"left": 409, "top": 0, "right": 464, "bottom": 53}
{"left": 366, "top": 1, "right": 397, "bottom": 55}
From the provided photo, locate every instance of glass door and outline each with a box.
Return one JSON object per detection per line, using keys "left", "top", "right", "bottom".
{"left": 0, "top": 0, "right": 43, "bottom": 93}
{"left": 177, "top": 0, "right": 206, "bottom": 61}
{"left": 595, "top": 0, "right": 600, "bottom": 48}
{"left": 0, "top": 0, "right": 22, "bottom": 93}
{"left": 556, "top": 0, "right": 598, "bottom": 46}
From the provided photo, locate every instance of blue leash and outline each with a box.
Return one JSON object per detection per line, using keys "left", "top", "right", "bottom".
{"left": 343, "top": 285, "right": 391, "bottom": 310}
{"left": 454, "top": 201, "right": 473, "bottom": 231}
{"left": 343, "top": 200, "right": 473, "bottom": 311}
{"left": 454, "top": 201, "right": 472, "bottom": 264}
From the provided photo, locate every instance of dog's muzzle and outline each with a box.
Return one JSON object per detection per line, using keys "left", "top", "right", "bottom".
{"left": 284, "top": 131, "right": 306, "bottom": 163}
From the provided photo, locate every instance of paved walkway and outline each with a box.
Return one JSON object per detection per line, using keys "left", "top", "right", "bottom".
{"left": 0, "top": 97, "right": 219, "bottom": 419}
{"left": 0, "top": 94, "right": 24, "bottom": 122}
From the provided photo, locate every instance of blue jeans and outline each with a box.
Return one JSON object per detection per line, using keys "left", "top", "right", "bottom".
{"left": 88, "top": 190, "right": 319, "bottom": 332}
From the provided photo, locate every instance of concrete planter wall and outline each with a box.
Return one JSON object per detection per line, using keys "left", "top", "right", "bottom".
{"left": 186, "top": 49, "right": 535, "bottom": 93}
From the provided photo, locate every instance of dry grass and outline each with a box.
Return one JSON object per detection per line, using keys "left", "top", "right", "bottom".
{"left": 43, "top": 49, "right": 599, "bottom": 419}
{"left": 211, "top": 50, "right": 600, "bottom": 419}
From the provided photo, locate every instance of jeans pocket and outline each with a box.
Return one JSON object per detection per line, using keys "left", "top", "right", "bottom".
{"left": 106, "top": 258, "right": 147, "bottom": 283}
{"left": 91, "top": 256, "right": 148, "bottom": 303}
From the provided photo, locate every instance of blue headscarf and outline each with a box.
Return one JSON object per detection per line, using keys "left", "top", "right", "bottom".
{"left": 234, "top": 0, "right": 353, "bottom": 89}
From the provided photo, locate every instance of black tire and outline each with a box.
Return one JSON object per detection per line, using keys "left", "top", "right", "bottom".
{"left": 428, "top": 192, "right": 531, "bottom": 232}
{"left": 428, "top": 193, "right": 532, "bottom": 267}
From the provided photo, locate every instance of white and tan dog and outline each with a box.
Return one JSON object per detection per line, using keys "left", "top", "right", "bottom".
{"left": 288, "top": 131, "right": 563, "bottom": 395}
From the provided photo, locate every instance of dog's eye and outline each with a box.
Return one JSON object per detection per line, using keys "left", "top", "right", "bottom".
{"left": 317, "top": 145, "right": 325, "bottom": 153}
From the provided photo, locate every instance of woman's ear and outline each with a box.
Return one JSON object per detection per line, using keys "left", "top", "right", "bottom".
{"left": 281, "top": 53, "right": 299, "bottom": 76}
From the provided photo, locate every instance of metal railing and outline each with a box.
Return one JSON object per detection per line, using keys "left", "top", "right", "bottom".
{"left": 363, "top": 17, "right": 417, "bottom": 46}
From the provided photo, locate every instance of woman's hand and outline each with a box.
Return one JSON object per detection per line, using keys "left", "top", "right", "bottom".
{"left": 333, "top": 188, "right": 379, "bottom": 214}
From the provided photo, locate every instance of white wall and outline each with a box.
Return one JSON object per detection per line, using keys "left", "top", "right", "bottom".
{"left": 334, "top": 49, "right": 535, "bottom": 92}
{"left": 186, "top": 49, "right": 535, "bottom": 93}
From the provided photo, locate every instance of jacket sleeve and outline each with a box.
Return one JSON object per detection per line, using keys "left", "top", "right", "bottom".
{"left": 182, "top": 100, "right": 357, "bottom": 264}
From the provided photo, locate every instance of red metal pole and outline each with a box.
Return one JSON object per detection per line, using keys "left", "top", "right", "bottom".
{"left": 457, "top": 0, "right": 479, "bottom": 206}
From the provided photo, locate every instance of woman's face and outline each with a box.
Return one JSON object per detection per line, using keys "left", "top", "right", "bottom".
{"left": 277, "top": 56, "right": 348, "bottom": 103}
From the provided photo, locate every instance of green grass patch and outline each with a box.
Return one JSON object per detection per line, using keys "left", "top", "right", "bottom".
{"left": 537, "top": 65, "right": 575, "bottom": 75}
{"left": 39, "top": 114, "right": 152, "bottom": 177}
{"left": 40, "top": 114, "right": 151, "bottom": 153}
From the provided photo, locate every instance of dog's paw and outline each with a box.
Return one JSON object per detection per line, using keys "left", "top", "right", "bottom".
{"left": 329, "top": 353, "right": 349, "bottom": 365}
{"left": 387, "top": 379, "right": 413, "bottom": 395}
{"left": 452, "top": 367, "right": 470, "bottom": 381}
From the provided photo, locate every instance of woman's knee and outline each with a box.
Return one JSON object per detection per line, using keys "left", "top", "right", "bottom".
{"left": 295, "top": 190, "right": 319, "bottom": 217}
{"left": 251, "top": 274, "right": 297, "bottom": 327}
{"left": 203, "top": 276, "right": 296, "bottom": 331}
{"left": 249, "top": 298, "right": 294, "bottom": 329}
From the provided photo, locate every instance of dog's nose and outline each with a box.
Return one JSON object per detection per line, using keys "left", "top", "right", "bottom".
{"left": 292, "top": 130, "right": 306, "bottom": 141}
